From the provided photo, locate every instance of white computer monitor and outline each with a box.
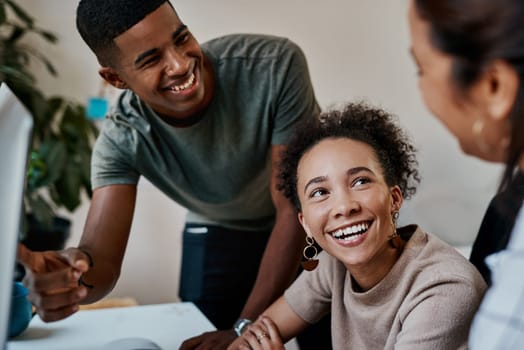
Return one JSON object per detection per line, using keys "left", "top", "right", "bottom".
{"left": 0, "top": 83, "right": 33, "bottom": 349}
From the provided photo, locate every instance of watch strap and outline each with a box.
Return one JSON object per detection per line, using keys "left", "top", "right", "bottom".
{"left": 233, "top": 318, "right": 252, "bottom": 336}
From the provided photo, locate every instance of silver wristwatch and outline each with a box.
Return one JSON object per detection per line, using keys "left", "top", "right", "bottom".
{"left": 233, "top": 318, "right": 252, "bottom": 336}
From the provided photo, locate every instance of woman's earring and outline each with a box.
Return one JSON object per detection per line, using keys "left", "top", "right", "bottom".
{"left": 388, "top": 211, "right": 400, "bottom": 248}
{"left": 472, "top": 119, "right": 490, "bottom": 153}
{"left": 301, "top": 236, "right": 319, "bottom": 271}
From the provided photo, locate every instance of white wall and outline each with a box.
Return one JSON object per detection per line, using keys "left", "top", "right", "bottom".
{"left": 18, "top": 0, "right": 503, "bottom": 304}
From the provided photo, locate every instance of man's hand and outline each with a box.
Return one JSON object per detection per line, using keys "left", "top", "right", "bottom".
{"left": 179, "top": 329, "right": 237, "bottom": 350}
{"left": 17, "top": 244, "right": 91, "bottom": 322}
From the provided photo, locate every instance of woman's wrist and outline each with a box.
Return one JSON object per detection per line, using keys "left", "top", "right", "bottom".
{"left": 233, "top": 318, "right": 252, "bottom": 336}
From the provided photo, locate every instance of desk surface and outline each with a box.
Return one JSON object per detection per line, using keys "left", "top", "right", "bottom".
{"left": 7, "top": 302, "right": 215, "bottom": 350}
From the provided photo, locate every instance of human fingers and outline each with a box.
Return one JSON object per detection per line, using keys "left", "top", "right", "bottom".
{"left": 18, "top": 246, "right": 68, "bottom": 272}
{"left": 61, "top": 247, "right": 92, "bottom": 273}
{"left": 242, "top": 331, "right": 263, "bottom": 350}
{"left": 235, "top": 340, "right": 253, "bottom": 350}
{"left": 20, "top": 247, "right": 92, "bottom": 296}
{"left": 226, "top": 336, "right": 252, "bottom": 350}
{"left": 179, "top": 332, "right": 204, "bottom": 350}
{"left": 225, "top": 336, "right": 241, "bottom": 350}
{"left": 29, "top": 283, "right": 87, "bottom": 311}
{"left": 17, "top": 243, "right": 33, "bottom": 266}
{"left": 179, "top": 330, "right": 220, "bottom": 350}
{"left": 258, "top": 316, "right": 284, "bottom": 349}
{"left": 180, "top": 330, "right": 236, "bottom": 350}
{"left": 242, "top": 325, "right": 268, "bottom": 350}
{"left": 33, "top": 297, "right": 83, "bottom": 323}
{"left": 246, "top": 319, "right": 285, "bottom": 350}
{"left": 19, "top": 246, "right": 91, "bottom": 275}
{"left": 23, "top": 265, "right": 82, "bottom": 293}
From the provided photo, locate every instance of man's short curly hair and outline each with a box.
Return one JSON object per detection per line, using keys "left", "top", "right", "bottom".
{"left": 76, "top": 0, "right": 169, "bottom": 66}
{"left": 278, "top": 102, "right": 421, "bottom": 211}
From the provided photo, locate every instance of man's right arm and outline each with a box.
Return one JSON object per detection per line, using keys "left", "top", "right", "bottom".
{"left": 76, "top": 184, "right": 137, "bottom": 303}
{"left": 18, "top": 184, "right": 137, "bottom": 322}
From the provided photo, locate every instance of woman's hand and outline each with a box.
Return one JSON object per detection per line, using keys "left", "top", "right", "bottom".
{"left": 227, "top": 316, "right": 285, "bottom": 350}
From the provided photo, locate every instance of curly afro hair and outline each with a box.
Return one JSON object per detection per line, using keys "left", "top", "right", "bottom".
{"left": 278, "top": 101, "right": 421, "bottom": 211}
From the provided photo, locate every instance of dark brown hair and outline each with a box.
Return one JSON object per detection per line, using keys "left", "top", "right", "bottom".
{"left": 278, "top": 102, "right": 420, "bottom": 211}
{"left": 414, "top": 0, "right": 524, "bottom": 195}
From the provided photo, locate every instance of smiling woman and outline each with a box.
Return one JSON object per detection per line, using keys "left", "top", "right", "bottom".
{"left": 407, "top": 0, "right": 524, "bottom": 348}
{"left": 227, "top": 102, "right": 487, "bottom": 350}
{"left": 296, "top": 137, "right": 404, "bottom": 289}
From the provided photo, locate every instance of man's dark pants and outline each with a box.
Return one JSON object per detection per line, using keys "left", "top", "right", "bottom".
{"left": 179, "top": 224, "right": 332, "bottom": 350}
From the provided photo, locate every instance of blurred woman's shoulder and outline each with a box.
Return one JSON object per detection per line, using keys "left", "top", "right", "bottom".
{"left": 401, "top": 225, "right": 487, "bottom": 291}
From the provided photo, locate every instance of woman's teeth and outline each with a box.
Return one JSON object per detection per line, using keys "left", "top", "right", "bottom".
{"left": 330, "top": 222, "right": 369, "bottom": 241}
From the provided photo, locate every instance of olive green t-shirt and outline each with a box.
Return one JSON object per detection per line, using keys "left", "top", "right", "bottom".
{"left": 91, "top": 34, "right": 319, "bottom": 231}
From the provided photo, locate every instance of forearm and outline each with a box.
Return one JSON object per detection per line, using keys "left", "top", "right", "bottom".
{"left": 76, "top": 249, "right": 121, "bottom": 304}
{"left": 77, "top": 184, "right": 136, "bottom": 304}
{"left": 239, "top": 210, "right": 303, "bottom": 319}
{"left": 263, "top": 297, "right": 309, "bottom": 342}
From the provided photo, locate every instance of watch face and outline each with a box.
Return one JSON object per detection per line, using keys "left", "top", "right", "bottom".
{"left": 234, "top": 319, "right": 252, "bottom": 336}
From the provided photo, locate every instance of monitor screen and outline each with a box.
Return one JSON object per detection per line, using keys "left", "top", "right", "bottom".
{"left": 0, "top": 83, "right": 33, "bottom": 349}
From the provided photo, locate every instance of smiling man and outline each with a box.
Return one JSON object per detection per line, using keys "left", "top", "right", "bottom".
{"left": 16, "top": 0, "right": 332, "bottom": 349}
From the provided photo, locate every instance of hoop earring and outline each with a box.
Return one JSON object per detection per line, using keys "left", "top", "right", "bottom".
{"left": 472, "top": 119, "right": 490, "bottom": 153}
{"left": 301, "top": 236, "right": 319, "bottom": 271}
{"left": 388, "top": 211, "right": 400, "bottom": 249}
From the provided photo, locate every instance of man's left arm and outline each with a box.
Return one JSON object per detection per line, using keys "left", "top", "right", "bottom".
{"left": 179, "top": 145, "right": 304, "bottom": 350}
{"left": 238, "top": 144, "right": 304, "bottom": 319}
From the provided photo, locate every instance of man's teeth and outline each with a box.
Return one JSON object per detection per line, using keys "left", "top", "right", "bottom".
{"left": 170, "top": 73, "right": 195, "bottom": 92}
{"left": 331, "top": 223, "right": 369, "bottom": 241}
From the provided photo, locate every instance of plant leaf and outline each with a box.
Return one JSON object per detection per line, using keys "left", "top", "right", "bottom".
{"left": 6, "top": 25, "right": 26, "bottom": 44}
{"left": 39, "top": 140, "right": 67, "bottom": 185}
{"left": 54, "top": 162, "right": 82, "bottom": 211}
{"left": 0, "top": 2, "right": 6, "bottom": 24}
{"left": 34, "top": 29, "right": 58, "bottom": 44}
{"left": 1, "top": 0, "right": 99, "bottom": 216}
{"left": 5, "top": 0, "right": 34, "bottom": 27}
{"left": 27, "top": 47, "right": 57, "bottom": 76}
{"left": 26, "top": 193, "right": 54, "bottom": 229}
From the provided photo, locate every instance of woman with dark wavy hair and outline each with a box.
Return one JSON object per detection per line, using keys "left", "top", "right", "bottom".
{"left": 408, "top": 0, "right": 524, "bottom": 348}
{"left": 227, "top": 102, "right": 485, "bottom": 350}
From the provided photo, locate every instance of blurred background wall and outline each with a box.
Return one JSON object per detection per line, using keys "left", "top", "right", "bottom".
{"left": 18, "top": 0, "right": 502, "bottom": 304}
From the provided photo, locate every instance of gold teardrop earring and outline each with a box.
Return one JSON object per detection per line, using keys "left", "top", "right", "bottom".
{"left": 388, "top": 211, "right": 400, "bottom": 249}
{"left": 301, "top": 236, "right": 319, "bottom": 271}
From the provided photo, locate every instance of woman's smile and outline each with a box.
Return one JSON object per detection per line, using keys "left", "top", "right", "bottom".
{"left": 327, "top": 220, "right": 372, "bottom": 247}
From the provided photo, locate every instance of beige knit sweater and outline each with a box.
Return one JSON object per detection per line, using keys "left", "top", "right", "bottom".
{"left": 285, "top": 225, "right": 487, "bottom": 350}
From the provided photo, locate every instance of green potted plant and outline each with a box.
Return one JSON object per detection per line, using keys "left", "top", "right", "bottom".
{"left": 0, "top": 0, "right": 99, "bottom": 251}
